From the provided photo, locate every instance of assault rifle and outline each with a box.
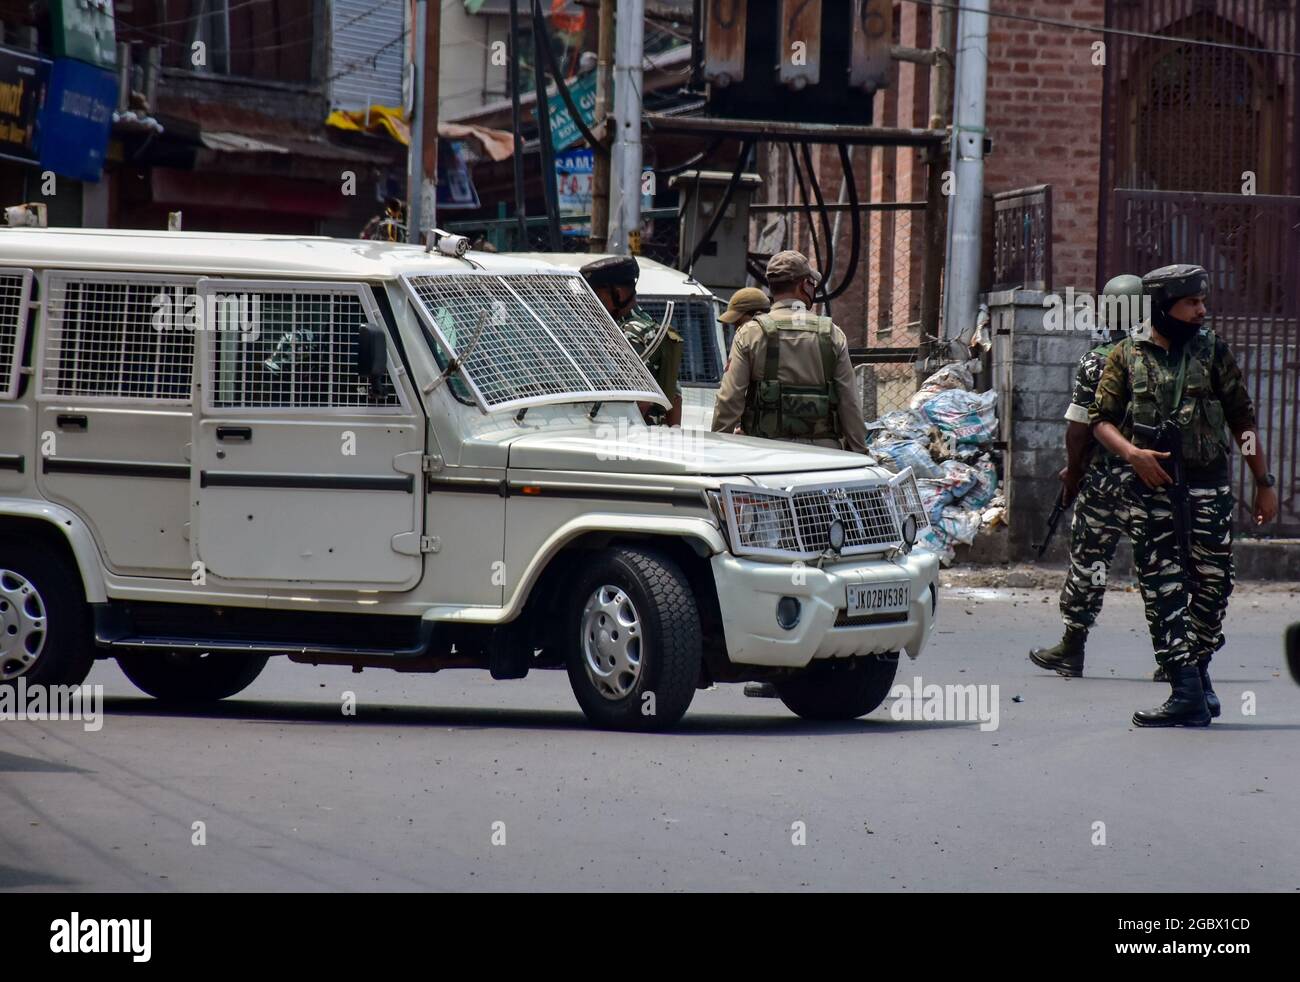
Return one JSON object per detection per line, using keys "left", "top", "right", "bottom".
{"left": 1132, "top": 419, "right": 1197, "bottom": 588}
{"left": 1035, "top": 491, "right": 1067, "bottom": 560}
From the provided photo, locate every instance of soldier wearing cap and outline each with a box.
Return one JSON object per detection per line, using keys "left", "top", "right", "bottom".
{"left": 711, "top": 250, "right": 869, "bottom": 454}
{"left": 718, "top": 287, "right": 771, "bottom": 345}
{"left": 1091, "top": 263, "right": 1278, "bottom": 727}
{"left": 580, "top": 255, "right": 682, "bottom": 426}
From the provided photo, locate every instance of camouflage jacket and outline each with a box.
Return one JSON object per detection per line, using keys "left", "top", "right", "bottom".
{"left": 618, "top": 307, "right": 682, "bottom": 404}
{"left": 1091, "top": 325, "right": 1256, "bottom": 473}
{"left": 1066, "top": 341, "right": 1119, "bottom": 471}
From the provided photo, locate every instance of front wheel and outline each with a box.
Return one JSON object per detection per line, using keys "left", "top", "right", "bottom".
{"left": 564, "top": 546, "right": 702, "bottom": 731}
{"left": 775, "top": 654, "right": 900, "bottom": 721}
{"left": 0, "top": 539, "right": 95, "bottom": 689}
{"left": 117, "top": 650, "right": 268, "bottom": 704}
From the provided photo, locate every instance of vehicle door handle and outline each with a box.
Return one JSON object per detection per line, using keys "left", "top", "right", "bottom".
{"left": 56, "top": 414, "right": 88, "bottom": 431}
{"left": 215, "top": 426, "right": 253, "bottom": 442}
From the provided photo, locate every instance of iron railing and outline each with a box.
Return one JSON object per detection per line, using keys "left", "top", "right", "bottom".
{"left": 989, "top": 185, "right": 1053, "bottom": 293}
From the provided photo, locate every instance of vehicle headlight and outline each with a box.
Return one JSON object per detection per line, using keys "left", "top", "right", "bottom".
{"left": 721, "top": 486, "right": 797, "bottom": 555}
{"left": 901, "top": 513, "right": 918, "bottom": 546}
{"left": 737, "top": 497, "right": 786, "bottom": 550}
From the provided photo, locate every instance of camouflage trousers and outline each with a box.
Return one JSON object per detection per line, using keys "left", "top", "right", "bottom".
{"left": 1127, "top": 482, "right": 1235, "bottom": 669}
{"left": 1059, "top": 464, "right": 1131, "bottom": 633}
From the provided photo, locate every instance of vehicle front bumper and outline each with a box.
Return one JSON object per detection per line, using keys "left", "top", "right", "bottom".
{"left": 710, "top": 549, "right": 939, "bottom": 668}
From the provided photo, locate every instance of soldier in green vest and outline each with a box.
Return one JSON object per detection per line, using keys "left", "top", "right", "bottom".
{"left": 1092, "top": 264, "right": 1278, "bottom": 727}
{"left": 1030, "top": 274, "right": 1145, "bottom": 677}
{"left": 711, "top": 250, "right": 868, "bottom": 454}
{"left": 580, "top": 255, "right": 683, "bottom": 426}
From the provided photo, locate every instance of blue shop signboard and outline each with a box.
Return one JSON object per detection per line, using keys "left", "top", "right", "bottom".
{"left": 40, "top": 57, "right": 115, "bottom": 182}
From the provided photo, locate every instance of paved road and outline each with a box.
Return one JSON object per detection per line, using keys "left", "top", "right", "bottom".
{"left": 3, "top": 585, "right": 1297, "bottom": 892}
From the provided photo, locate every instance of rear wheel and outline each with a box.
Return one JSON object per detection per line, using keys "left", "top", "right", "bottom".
{"left": 564, "top": 546, "right": 701, "bottom": 731}
{"left": 117, "top": 650, "right": 268, "bottom": 704}
{"left": 775, "top": 654, "right": 900, "bottom": 721}
{"left": 0, "top": 539, "right": 95, "bottom": 689}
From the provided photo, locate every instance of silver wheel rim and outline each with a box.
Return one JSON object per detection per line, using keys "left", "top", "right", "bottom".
{"left": 0, "top": 569, "right": 47, "bottom": 682}
{"left": 580, "top": 584, "right": 643, "bottom": 700}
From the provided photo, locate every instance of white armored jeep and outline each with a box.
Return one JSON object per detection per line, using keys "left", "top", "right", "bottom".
{"left": 0, "top": 229, "right": 937, "bottom": 730}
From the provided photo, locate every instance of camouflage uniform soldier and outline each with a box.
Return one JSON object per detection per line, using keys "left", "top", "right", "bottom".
{"left": 1030, "top": 274, "right": 1144, "bottom": 677}
{"left": 1092, "top": 264, "right": 1278, "bottom": 727}
{"left": 711, "top": 251, "right": 869, "bottom": 454}
{"left": 580, "top": 255, "right": 683, "bottom": 426}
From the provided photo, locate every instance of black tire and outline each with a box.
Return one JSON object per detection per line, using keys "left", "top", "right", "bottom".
{"left": 117, "top": 650, "right": 268, "bottom": 703}
{"left": 564, "top": 546, "right": 701, "bottom": 731}
{"left": 775, "top": 654, "right": 900, "bottom": 721}
{"left": 0, "top": 537, "right": 95, "bottom": 689}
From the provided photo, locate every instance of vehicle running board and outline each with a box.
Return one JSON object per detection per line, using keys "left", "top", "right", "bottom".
{"left": 93, "top": 606, "right": 437, "bottom": 662}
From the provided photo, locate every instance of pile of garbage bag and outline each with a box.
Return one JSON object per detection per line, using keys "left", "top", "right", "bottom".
{"left": 864, "top": 366, "right": 1003, "bottom": 567}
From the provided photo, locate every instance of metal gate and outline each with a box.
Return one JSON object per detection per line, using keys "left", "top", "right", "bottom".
{"left": 1100, "top": 1, "right": 1300, "bottom": 535}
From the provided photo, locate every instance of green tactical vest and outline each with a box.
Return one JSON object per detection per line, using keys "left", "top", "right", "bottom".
{"left": 1126, "top": 328, "right": 1231, "bottom": 467}
{"left": 740, "top": 312, "right": 841, "bottom": 441}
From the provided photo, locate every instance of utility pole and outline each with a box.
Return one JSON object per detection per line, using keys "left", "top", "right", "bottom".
{"left": 919, "top": 0, "right": 957, "bottom": 342}
{"left": 608, "top": 0, "right": 645, "bottom": 255}
{"left": 532, "top": 6, "right": 563, "bottom": 250}
{"left": 588, "top": 0, "right": 615, "bottom": 252}
{"left": 941, "top": 0, "right": 989, "bottom": 342}
{"left": 508, "top": 0, "right": 527, "bottom": 245}
{"left": 405, "top": 0, "right": 440, "bottom": 244}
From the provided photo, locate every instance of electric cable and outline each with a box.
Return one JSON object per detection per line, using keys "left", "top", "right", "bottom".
{"left": 532, "top": 0, "right": 606, "bottom": 153}
{"left": 788, "top": 142, "right": 827, "bottom": 310}
{"left": 801, "top": 141, "right": 836, "bottom": 301}
{"left": 821, "top": 143, "right": 862, "bottom": 303}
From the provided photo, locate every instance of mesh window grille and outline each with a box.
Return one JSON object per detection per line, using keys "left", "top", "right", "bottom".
{"left": 637, "top": 297, "right": 723, "bottom": 385}
{"left": 41, "top": 276, "right": 196, "bottom": 402}
{"left": 207, "top": 288, "right": 399, "bottom": 410}
{"left": 404, "top": 272, "right": 662, "bottom": 411}
{"left": 0, "top": 270, "right": 31, "bottom": 400}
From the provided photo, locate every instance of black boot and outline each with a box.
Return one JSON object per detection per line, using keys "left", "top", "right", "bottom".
{"left": 1029, "top": 629, "right": 1086, "bottom": 677}
{"left": 1198, "top": 659, "right": 1221, "bottom": 719}
{"left": 1152, "top": 663, "right": 1168, "bottom": 683}
{"left": 1132, "top": 664, "right": 1211, "bottom": 727}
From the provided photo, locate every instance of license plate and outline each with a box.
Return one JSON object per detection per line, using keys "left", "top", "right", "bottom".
{"left": 847, "top": 581, "right": 910, "bottom": 616}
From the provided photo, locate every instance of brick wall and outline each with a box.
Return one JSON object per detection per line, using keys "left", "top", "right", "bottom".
{"left": 983, "top": 0, "right": 1107, "bottom": 292}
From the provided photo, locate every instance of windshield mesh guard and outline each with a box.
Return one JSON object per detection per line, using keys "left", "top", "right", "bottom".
{"left": 401, "top": 271, "right": 667, "bottom": 413}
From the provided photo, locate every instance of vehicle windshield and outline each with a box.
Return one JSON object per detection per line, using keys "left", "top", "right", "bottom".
{"left": 402, "top": 271, "right": 666, "bottom": 413}
{"left": 637, "top": 296, "right": 724, "bottom": 385}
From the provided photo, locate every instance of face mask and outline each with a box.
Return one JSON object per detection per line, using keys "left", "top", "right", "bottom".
{"left": 1153, "top": 305, "right": 1199, "bottom": 345}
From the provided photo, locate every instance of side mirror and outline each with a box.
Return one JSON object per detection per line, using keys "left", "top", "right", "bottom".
{"left": 356, "top": 323, "right": 388, "bottom": 378}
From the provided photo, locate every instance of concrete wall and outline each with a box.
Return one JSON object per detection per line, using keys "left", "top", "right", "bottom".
{"left": 989, "top": 288, "right": 1095, "bottom": 563}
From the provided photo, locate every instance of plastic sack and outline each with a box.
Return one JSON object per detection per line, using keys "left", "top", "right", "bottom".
{"left": 866, "top": 409, "right": 932, "bottom": 444}
{"left": 909, "top": 363, "right": 974, "bottom": 411}
{"left": 918, "top": 389, "right": 998, "bottom": 445}
{"left": 936, "top": 505, "right": 982, "bottom": 547}
{"left": 961, "top": 455, "right": 999, "bottom": 510}
{"left": 914, "top": 526, "right": 956, "bottom": 567}
{"left": 871, "top": 439, "right": 943, "bottom": 479}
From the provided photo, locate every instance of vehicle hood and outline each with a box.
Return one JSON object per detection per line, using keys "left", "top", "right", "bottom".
{"left": 505, "top": 427, "right": 873, "bottom": 476}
